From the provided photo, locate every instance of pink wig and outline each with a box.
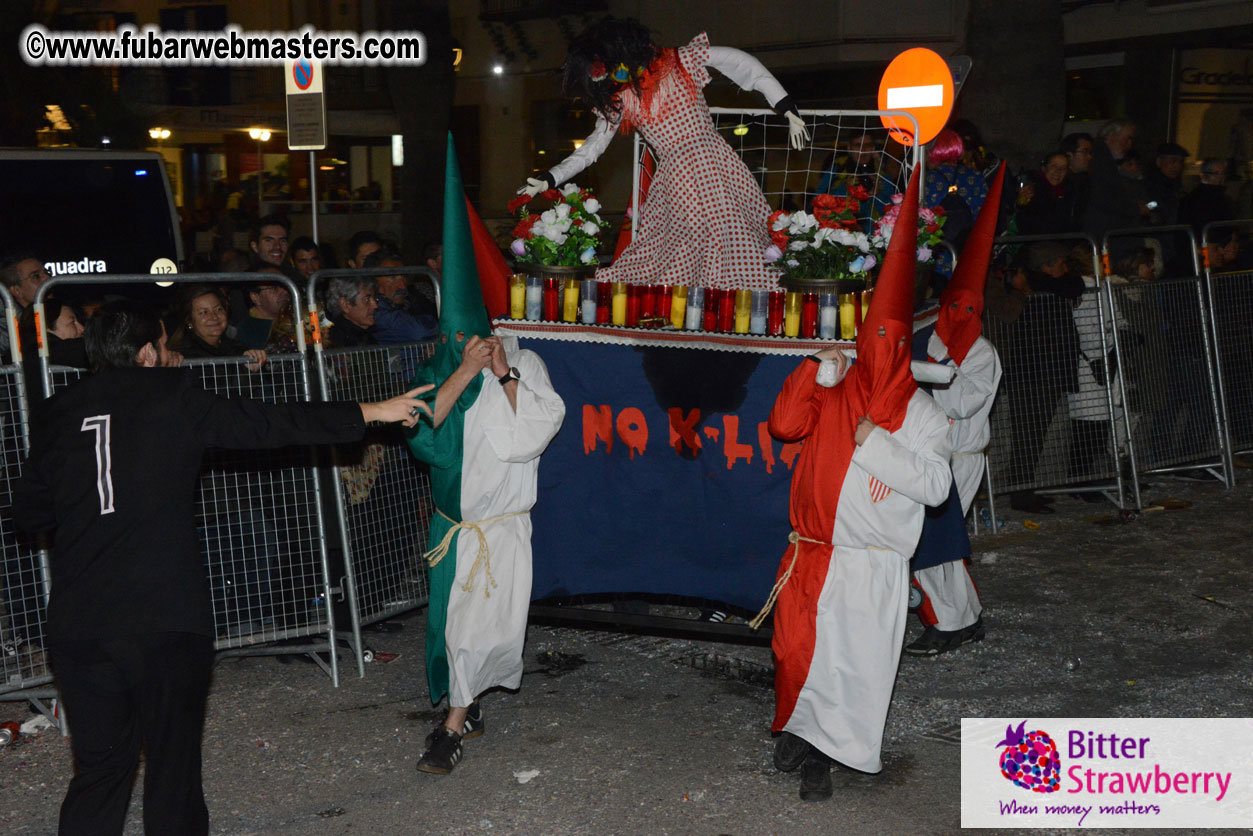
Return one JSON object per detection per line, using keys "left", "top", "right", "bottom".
{"left": 929, "top": 129, "right": 965, "bottom": 166}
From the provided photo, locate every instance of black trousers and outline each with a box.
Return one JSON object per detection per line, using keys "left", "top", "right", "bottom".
{"left": 49, "top": 632, "right": 214, "bottom": 836}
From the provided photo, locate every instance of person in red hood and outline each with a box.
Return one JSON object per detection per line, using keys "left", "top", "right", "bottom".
{"left": 904, "top": 164, "right": 1008, "bottom": 657}
{"left": 755, "top": 168, "right": 953, "bottom": 801}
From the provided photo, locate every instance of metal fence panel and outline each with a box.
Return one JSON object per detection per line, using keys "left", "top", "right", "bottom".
{"left": 1208, "top": 269, "right": 1253, "bottom": 457}
{"left": 983, "top": 283, "right": 1123, "bottom": 497}
{"left": 1110, "top": 276, "right": 1226, "bottom": 475}
{"left": 0, "top": 366, "right": 50, "bottom": 696}
{"left": 317, "top": 343, "right": 436, "bottom": 628}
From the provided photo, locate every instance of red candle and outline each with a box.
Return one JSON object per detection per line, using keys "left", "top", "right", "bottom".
{"left": 767, "top": 290, "right": 784, "bottom": 336}
{"left": 640, "top": 284, "right": 657, "bottom": 319}
{"left": 596, "top": 280, "right": 611, "bottom": 324}
{"left": 801, "top": 293, "right": 818, "bottom": 338}
{"left": 703, "top": 288, "right": 722, "bottom": 332}
{"left": 543, "top": 277, "right": 559, "bottom": 321}
{"left": 717, "top": 288, "right": 735, "bottom": 332}
{"left": 854, "top": 290, "right": 863, "bottom": 327}
{"left": 626, "top": 284, "right": 641, "bottom": 326}
{"left": 658, "top": 285, "right": 671, "bottom": 321}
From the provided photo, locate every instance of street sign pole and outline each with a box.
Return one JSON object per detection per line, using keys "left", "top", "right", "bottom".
{"left": 286, "top": 58, "right": 328, "bottom": 245}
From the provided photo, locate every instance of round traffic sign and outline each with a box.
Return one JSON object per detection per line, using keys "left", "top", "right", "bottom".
{"left": 877, "top": 48, "right": 954, "bottom": 146}
{"left": 293, "top": 59, "right": 315, "bottom": 91}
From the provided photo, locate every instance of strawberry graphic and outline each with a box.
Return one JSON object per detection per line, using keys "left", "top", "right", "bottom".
{"left": 996, "top": 721, "right": 1061, "bottom": 793}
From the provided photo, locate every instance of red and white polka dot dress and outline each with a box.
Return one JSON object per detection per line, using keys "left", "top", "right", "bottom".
{"left": 595, "top": 34, "right": 781, "bottom": 291}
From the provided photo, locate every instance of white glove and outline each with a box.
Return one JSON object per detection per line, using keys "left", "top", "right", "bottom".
{"left": 785, "top": 112, "right": 810, "bottom": 151}
{"left": 517, "top": 177, "right": 546, "bottom": 197}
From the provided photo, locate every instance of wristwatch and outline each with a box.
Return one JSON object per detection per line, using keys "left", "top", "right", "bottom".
{"left": 498, "top": 366, "right": 520, "bottom": 385}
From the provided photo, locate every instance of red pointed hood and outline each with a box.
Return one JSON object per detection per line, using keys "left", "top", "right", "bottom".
{"left": 847, "top": 165, "right": 921, "bottom": 432}
{"left": 935, "top": 162, "right": 1005, "bottom": 365}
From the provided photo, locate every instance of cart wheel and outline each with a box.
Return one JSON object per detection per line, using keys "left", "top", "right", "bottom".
{"left": 908, "top": 584, "right": 924, "bottom": 611}
{"left": 362, "top": 647, "right": 375, "bottom": 663}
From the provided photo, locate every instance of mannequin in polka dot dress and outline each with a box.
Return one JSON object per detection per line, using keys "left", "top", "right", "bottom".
{"left": 517, "top": 18, "right": 809, "bottom": 292}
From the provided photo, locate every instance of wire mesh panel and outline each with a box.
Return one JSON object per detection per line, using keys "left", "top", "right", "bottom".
{"left": 1110, "top": 276, "right": 1224, "bottom": 475}
{"left": 1209, "top": 269, "right": 1253, "bottom": 457}
{"left": 317, "top": 342, "right": 436, "bottom": 626}
{"left": 0, "top": 367, "right": 50, "bottom": 696}
{"left": 983, "top": 283, "right": 1122, "bottom": 496}
{"left": 186, "top": 355, "right": 334, "bottom": 650}
{"left": 636, "top": 109, "right": 922, "bottom": 231}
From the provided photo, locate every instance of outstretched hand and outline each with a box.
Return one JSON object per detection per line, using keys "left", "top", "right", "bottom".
{"left": 361, "top": 385, "right": 437, "bottom": 427}
{"left": 785, "top": 112, "right": 810, "bottom": 151}
{"left": 517, "top": 177, "right": 546, "bottom": 197}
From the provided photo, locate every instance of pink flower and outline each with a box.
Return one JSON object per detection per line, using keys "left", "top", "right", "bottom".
{"left": 510, "top": 239, "right": 527, "bottom": 257}
{"left": 764, "top": 243, "right": 783, "bottom": 263}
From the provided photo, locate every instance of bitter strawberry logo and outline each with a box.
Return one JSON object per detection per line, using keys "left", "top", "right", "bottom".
{"left": 996, "top": 720, "right": 1061, "bottom": 793}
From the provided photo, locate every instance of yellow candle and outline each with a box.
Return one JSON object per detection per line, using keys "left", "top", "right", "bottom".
{"left": 783, "top": 291, "right": 801, "bottom": 338}
{"left": 562, "top": 279, "right": 579, "bottom": 322}
{"left": 611, "top": 282, "right": 628, "bottom": 325}
{"left": 733, "top": 289, "right": 751, "bottom": 333}
{"left": 670, "top": 286, "right": 688, "bottom": 329}
{"left": 509, "top": 275, "right": 526, "bottom": 319}
{"left": 839, "top": 293, "right": 856, "bottom": 339}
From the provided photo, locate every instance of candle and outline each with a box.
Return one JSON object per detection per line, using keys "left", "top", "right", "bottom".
{"left": 509, "top": 275, "right": 526, "bottom": 319}
{"left": 801, "top": 293, "right": 818, "bottom": 338}
{"left": 658, "top": 285, "right": 672, "bottom": 321}
{"left": 749, "top": 290, "right": 768, "bottom": 334}
{"left": 703, "top": 288, "right": 720, "bottom": 332}
{"left": 853, "top": 290, "right": 863, "bottom": 328}
{"left": 670, "top": 286, "right": 688, "bottom": 329}
{"left": 768, "top": 290, "right": 785, "bottom": 336}
{"left": 525, "top": 276, "right": 542, "bottom": 320}
{"left": 543, "top": 277, "right": 559, "bottom": 321}
{"left": 783, "top": 291, "right": 801, "bottom": 337}
{"left": 596, "top": 280, "right": 611, "bottom": 323}
{"left": 562, "top": 278, "right": 579, "bottom": 322}
{"left": 611, "top": 282, "right": 628, "bottom": 325}
{"left": 626, "top": 283, "right": 641, "bottom": 326}
{"left": 861, "top": 289, "right": 873, "bottom": 322}
{"left": 581, "top": 279, "right": 597, "bottom": 324}
{"left": 685, "top": 287, "right": 705, "bottom": 330}
{"left": 640, "top": 284, "right": 657, "bottom": 319}
{"left": 839, "top": 293, "right": 856, "bottom": 339}
{"left": 718, "top": 289, "right": 735, "bottom": 332}
{"left": 734, "top": 289, "right": 751, "bottom": 333}
{"left": 818, "top": 293, "right": 837, "bottom": 340}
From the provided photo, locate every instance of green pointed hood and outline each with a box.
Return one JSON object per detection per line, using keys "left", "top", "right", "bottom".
{"left": 431, "top": 132, "right": 492, "bottom": 388}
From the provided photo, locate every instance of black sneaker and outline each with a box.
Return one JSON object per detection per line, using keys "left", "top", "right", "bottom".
{"left": 959, "top": 618, "right": 986, "bottom": 646}
{"left": 416, "top": 726, "right": 463, "bottom": 775}
{"left": 903, "top": 626, "right": 963, "bottom": 657}
{"left": 773, "top": 731, "right": 811, "bottom": 773}
{"left": 425, "top": 701, "right": 484, "bottom": 747}
{"left": 798, "top": 751, "right": 833, "bottom": 802}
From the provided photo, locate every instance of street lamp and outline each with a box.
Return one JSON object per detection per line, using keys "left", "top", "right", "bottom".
{"left": 248, "top": 127, "right": 271, "bottom": 211}
{"left": 148, "top": 127, "right": 170, "bottom": 147}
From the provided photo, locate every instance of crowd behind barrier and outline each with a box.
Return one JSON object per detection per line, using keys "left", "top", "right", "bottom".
{"left": 3, "top": 216, "right": 1252, "bottom": 700}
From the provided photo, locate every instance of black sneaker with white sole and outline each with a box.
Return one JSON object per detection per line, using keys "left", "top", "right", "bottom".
{"left": 904, "top": 618, "right": 985, "bottom": 657}
{"left": 425, "top": 701, "right": 483, "bottom": 747}
{"left": 416, "top": 726, "right": 463, "bottom": 775}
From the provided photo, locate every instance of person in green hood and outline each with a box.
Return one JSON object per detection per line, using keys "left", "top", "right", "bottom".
{"left": 408, "top": 136, "right": 566, "bottom": 775}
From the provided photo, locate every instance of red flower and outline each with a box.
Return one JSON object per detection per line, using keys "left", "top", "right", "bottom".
{"left": 817, "top": 219, "right": 840, "bottom": 230}
{"left": 770, "top": 230, "right": 790, "bottom": 248}
{"left": 932, "top": 205, "right": 947, "bottom": 216}
{"left": 925, "top": 222, "right": 940, "bottom": 234}
{"left": 849, "top": 184, "right": 871, "bottom": 201}
{"left": 512, "top": 215, "right": 539, "bottom": 239}
{"left": 507, "top": 194, "right": 533, "bottom": 215}
{"left": 812, "top": 194, "right": 838, "bottom": 212}
{"left": 541, "top": 189, "right": 562, "bottom": 201}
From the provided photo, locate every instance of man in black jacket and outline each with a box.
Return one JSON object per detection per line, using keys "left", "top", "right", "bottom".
{"left": 13, "top": 301, "right": 432, "bottom": 836}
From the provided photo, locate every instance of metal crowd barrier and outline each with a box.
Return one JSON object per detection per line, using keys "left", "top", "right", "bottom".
{"left": 1104, "top": 225, "right": 1230, "bottom": 491}
{"left": 307, "top": 266, "right": 439, "bottom": 677}
{"left": 983, "top": 234, "right": 1131, "bottom": 508}
{"left": 20, "top": 273, "right": 350, "bottom": 688}
{"left": 1202, "top": 220, "right": 1253, "bottom": 472}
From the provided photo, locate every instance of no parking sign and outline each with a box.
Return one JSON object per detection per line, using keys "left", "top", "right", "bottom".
{"left": 285, "top": 58, "right": 326, "bottom": 151}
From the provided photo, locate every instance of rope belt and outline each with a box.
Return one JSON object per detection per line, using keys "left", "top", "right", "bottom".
{"left": 425, "top": 508, "right": 529, "bottom": 598}
{"left": 748, "top": 530, "right": 832, "bottom": 631}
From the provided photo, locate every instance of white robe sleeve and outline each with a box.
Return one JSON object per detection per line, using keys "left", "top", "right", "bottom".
{"left": 932, "top": 336, "right": 1002, "bottom": 421}
{"left": 706, "top": 46, "right": 789, "bottom": 108}
{"left": 478, "top": 349, "right": 566, "bottom": 464}
{"left": 851, "top": 401, "right": 952, "bottom": 507}
{"left": 545, "top": 114, "right": 618, "bottom": 188}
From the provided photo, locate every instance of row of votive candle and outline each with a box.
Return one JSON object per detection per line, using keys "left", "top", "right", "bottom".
{"left": 507, "top": 276, "right": 872, "bottom": 339}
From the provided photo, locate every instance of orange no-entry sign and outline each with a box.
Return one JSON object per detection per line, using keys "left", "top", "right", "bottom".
{"left": 877, "top": 47, "right": 954, "bottom": 146}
